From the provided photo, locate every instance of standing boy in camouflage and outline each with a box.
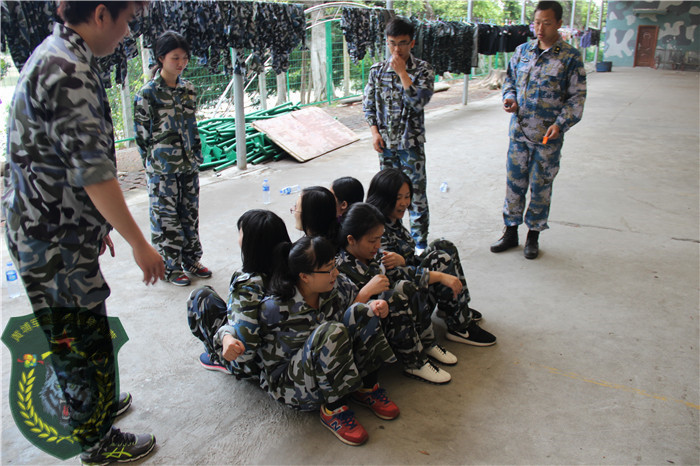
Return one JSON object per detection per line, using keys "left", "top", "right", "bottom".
{"left": 363, "top": 17, "right": 434, "bottom": 251}
{"left": 1, "top": 1, "right": 164, "bottom": 464}
{"left": 491, "top": 1, "right": 586, "bottom": 259}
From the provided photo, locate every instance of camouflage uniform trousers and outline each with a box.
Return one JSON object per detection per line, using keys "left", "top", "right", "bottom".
{"left": 186, "top": 286, "right": 233, "bottom": 372}
{"left": 503, "top": 134, "right": 563, "bottom": 232}
{"left": 269, "top": 303, "right": 396, "bottom": 411}
{"left": 148, "top": 171, "right": 203, "bottom": 273}
{"left": 5, "top": 229, "right": 117, "bottom": 449}
{"left": 379, "top": 144, "right": 429, "bottom": 248}
{"left": 375, "top": 286, "right": 426, "bottom": 370}
{"left": 418, "top": 239, "right": 474, "bottom": 334}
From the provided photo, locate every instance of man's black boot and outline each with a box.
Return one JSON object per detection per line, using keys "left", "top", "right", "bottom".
{"left": 523, "top": 230, "right": 540, "bottom": 260}
{"left": 490, "top": 226, "right": 518, "bottom": 253}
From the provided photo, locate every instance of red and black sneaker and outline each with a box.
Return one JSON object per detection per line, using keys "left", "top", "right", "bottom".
{"left": 320, "top": 405, "right": 368, "bottom": 446}
{"left": 352, "top": 384, "right": 400, "bottom": 420}
{"left": 183, "top": 261, "right": 212, "bottom": 279}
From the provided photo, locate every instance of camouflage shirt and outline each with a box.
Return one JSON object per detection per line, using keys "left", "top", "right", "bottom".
{"left": 133, "top": 74, "right": 202, "bottom": 175}
{"left": 213, "top": 271, "right": 268, "bottom": 379}
{"left": 1, "top": 23, "right": 115, "bottom": 245}
{"left": 381, "top": 220, "right": 431, "bottom": 290}
{"left": 363, "top": 54, "right": 435, "bottom": 150}
{"left": 503, "top": 37, "right": 586, "bottom": 143}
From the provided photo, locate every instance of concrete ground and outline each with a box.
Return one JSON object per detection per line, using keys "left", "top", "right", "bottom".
{"left": 1, "top": 67, "right": 698, "bottom": 465}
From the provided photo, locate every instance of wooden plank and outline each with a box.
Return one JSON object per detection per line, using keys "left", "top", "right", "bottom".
{"left": 251, "top": 107, "right": 359, "bottom": 163}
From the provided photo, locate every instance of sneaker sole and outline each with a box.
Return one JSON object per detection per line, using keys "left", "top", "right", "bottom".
{"left": 319, "top": 419, "right": 367, "bottom": 446}
{"left": 183, "top": 272, "right": 213, "bottom": 279}
{"left": 445, "top": 332, "right": 497, "bottom": 347}
{"left": 81, "top": 436, "right": 156, "bottom": 465}
{"left": 351, "top": 398, "right": 399, "bottom": 421}
{"left": 169, "top": 279, "right": 191, "bottom": 286}
{"left": 402, "top": 370, "right": 451, "bottom": 385}
{"left": 200, "top": 360, "right": 231, "bottom": 374}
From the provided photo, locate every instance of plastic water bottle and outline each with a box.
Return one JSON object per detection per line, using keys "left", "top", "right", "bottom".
{"left": 262, "top": 179, "right": 271, "bottom": 204}
{"left": 279, "top": 184, "right": 301, "bottom": 195}
{"left": 5, "top": 261, "right": 22, "bottom": 299}
{"left": 439, "top": 182, "right": 449, "bottom": 193}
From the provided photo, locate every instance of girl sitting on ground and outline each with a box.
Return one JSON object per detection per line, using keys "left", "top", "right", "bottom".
{"left": 219, "top": 236, "right": 399, "bottom": 446}
{"left": 291, "top": 186, "right": 340, "bottom": 246}
{"left": 187, "top": 209, "right": 290, "bottom": 378}
{"left": 337, "top": 202, "right": 454, "bottom": 384}
{"left": 366, "top": 168, "right": 497, "bottom": 347}
{"left": 330, "top": 176, "right": 365, "bottom": 219}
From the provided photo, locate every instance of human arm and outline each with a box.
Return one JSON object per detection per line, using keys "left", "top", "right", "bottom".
{"left": 221, "top": 334, "right": 246, "bottom": 361}
{"left": 84, "top": 179, "right": 164, "bottom": 284}
{"left": 370, "top": 125, "right": 385, "bottom": 153}
{"left": 354, "top": 274, "right": 390, "bottom": 304}
{"left": 133, "top": 88, "right": 151, "bottom": 166}
{"left": 502, "top": 46, "right": 521, "bottom": 111}
{"left": 396, "top": 54, "right": 434, "bottom": 112}
{"left": 363, "top": 67, "right": 385, "bottom": 152}
{"left": 553, "top": 51, "right": 587, "bottom": 135}
{"left": 428, "top": 271, "right": 462, "bottom": 299}
{"left": 380, "top": 250, "right": 406, "bottom": 270}
{"left": 368, "top": 299, "right": 389, "bottom": 318}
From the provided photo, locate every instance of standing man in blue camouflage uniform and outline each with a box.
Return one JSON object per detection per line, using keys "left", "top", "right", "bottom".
{"left": 2, "top": 2, "right": 164, "bottom": 464}
{"left": 363, "top": 17, "right": 434, "bottom": 251}
{"left": 491, "top": 1, "right": 586, "bottom": 259}
{"left": 134, "top": 31, "right": 211, "bottom": 286}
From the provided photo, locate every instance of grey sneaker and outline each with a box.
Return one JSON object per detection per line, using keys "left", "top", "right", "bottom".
{"left": 80, "top": 427, "right": 156, "bottom": 465}
{"left": 115, "top": 392, "right": 132, "bottom": 417}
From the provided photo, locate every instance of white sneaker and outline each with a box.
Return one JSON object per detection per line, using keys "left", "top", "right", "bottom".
{"left": 403, "top": 361, "right": 451, "bottom": 384}
{"left": 426, "top": 344, "right": 457, "bottom": 366}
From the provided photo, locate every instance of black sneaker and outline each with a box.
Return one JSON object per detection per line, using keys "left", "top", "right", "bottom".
{"left": 80, "top": 427, "right": 156, "bottom": 465}
{"left": 115, "top": 392, "right": 132, "bottom": 417}
{"left": 446, "top": 322, "right": 497, "bottom": 347}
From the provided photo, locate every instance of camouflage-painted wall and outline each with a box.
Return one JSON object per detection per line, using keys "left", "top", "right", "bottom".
{"left": 605, "top": 1, "right": 700, "bottom": 67}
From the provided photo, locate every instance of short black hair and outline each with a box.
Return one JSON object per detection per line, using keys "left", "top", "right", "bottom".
{"left": 386, "top": 17, "right": 415, "bottom": 39}
{"left": 340, "top": 203, "right": 385, "bottom": 248}
{"left": 58, "top": 1, "right": 139, "bottom": 25}
{"left": 237, "top": 209, "right": 290, "bottom": 277}
{"left": 535, "top": 1, "right": 563, "bottom": 22}
{"left": 300, "top": 186, "right": 339, "bottom": 243}
{"left": 366, "top": 168, "right": 413, "bottom": 222}
{"left": 331, "top": 177, "right": 365, "bottom": 207}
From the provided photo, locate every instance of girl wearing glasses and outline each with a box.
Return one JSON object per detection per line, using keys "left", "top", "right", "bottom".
{"left": 367, "top": 168, "right": 497, "bottom": 347}
{"left": 218, "top": 236, "right": 398, "bottom": 446}
{"left": 187, "top": 209, "right": 290, "bottom": 379}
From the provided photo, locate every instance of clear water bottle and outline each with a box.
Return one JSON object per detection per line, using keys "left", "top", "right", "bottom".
{"left": 5, "top": 261, "right": 22, "bottom": 299}
{"left": 279, "top": 184, "right": 301, "bottom": 195}
{"left": 262, "top": 179, "right": 271, "bottom": 204}
{"left": 439, "top": 182, "right": 449, "bottom": 193}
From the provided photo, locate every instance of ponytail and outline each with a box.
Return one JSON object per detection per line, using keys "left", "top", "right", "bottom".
{"left": 268, "top": 236, "right": 336, "bottom": 301}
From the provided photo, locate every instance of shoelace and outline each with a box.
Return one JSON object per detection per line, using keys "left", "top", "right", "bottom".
{"left": 427, "top": 361, "right": 440, "bottom": 373}
{"left": 433, "top": 344, "right": 449, "bottom": 356}
{"left": 106, "top": 428, "right": 137, "bottom": 446}
{"left": 334, "top": 409, "right": 359, "bottom": 429}
{"left": 369, "top": 387, "right": 390, "bottom": 404}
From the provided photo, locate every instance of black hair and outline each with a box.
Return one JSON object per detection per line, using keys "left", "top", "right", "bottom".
{"left": 535, "top": 1, "right": 563, "bottom": 22}
{"left": 152, "top": 30, "right": 190, "bottom": 78}
{"left": 386, "top": 17, "right": 415, "bottom": 39}
{"left": 340, "top": 203, "right": 385, "bottom": 248}
{"left": 300, "top": 186, "right": 339, "bottom": 244}
{"left": 237, "top": 209, "right": 290, "bottom": 277}
{"left": 366, "top": 169, "right": 413, "bottom": 222}
{"left": 58, "top": 1, "right": 140, "bottom": 25}
{"left": 269, "top": 236, "right": 336, "bottom": 301}
{"left": 332, "top": 177, "right": 365, "bottom": 209}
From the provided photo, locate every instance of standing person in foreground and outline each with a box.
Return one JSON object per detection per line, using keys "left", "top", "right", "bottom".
{"left": 491, "top": 0, "right": 586, "bottom": 259}
{"left": 134, "top": 30, "right": 212, "bottom": 286}
{"left": 363, "top": 17, "right": 434, "bottom": 252}
{"left": 1, "top": 1, "right": 164, "bottom": 464}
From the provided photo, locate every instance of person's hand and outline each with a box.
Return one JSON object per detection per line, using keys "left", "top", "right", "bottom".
{"left": 133, "top": 242, "right": 165, "bottom": 285}
{"left": 440, "top": 273, "right": 463, "bottom": 299}
{"left": 222, "top": 334, "right": 245, "bottom": 361}
{"left": 363, "top": 274, "right": 390, "bottom": 296}
{"left": 389, "top": 51, "right": 407, "bottom": 75}
{"left": 369, "top": 299, "right": 389, "bottom": 318}
{"left": 503, "top": 98, "right": 518, "bottom": 113}
{"left": 381, "top": 251, "right": 405, "bottom": 270}
{"left": 372, "top": 131, "right": 385, "bottom": 153}
{"left": 100, "top": 235, "right": 115, "bottom": 257}
{"left": 544, "top": 124, "right": 561, "bottom": 141}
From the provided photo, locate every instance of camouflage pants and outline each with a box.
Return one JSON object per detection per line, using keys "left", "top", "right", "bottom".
{"left": 186, "top": 286, "right": 231, "bottom": 371}
{"left": 379, "top": 145, "right": 429, "bottom": 248}
{"left": 148, "top": 171, "right": 203, "bottom": 272}
{"left": 376, "top": 285, "right": 426, "bottom": 370}
{"left": 5, "top": 230, "right": 116, "bottom": 449}
{"left": 268, "top": 303, "right": 396, "bottom": 411}
{"left": 503, "top": 135, "right": 563, "bottom": 231}
{"left": 418, "top": 239, "right": 473, "bottom": 334}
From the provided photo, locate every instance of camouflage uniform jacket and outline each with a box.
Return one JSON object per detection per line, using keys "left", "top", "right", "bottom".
{"left": 1, "top": 23, "right": 115, "bottom": 245}
{"left": 212, "top": 271, "right": 268, "bottom": 378}
{"left": 503, "top": 37, "right": 586, "bottom": 143}
{"left": 241, "top": 285, "right": 349, "bottom": 392}
{"left": 336, "top": 248, "right": 385, "bottom": 290}
{"left": 133, "top": 74, "right": 202, "bottom": 176}
{"left": 363, "top": 54, "right": 435, "bottom": 150}
{"left": 381, "top": 220, "right": 431, "bottom": 290}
